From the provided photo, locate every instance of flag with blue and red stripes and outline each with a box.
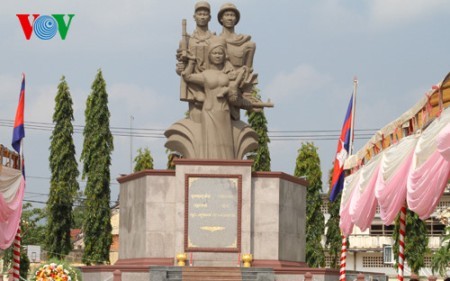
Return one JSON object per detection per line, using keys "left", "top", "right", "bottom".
{"left": 12, "top": 74, "right": 25, "bottom": 155}
{"left": 329, "top": 94, "right": 353, "bottom": 202}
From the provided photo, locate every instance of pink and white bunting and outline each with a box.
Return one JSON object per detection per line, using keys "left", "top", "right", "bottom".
{"left": 375, "top": 135, "right": 417, "bottom": 225}
{"left": 0, "top": 166, "right": 25, "bottom": 249}
{"left": 339, "top": 106, "right": 450, "bottom": 232}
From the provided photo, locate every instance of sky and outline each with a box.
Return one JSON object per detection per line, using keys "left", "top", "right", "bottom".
{"left": 0, "top": 0, "right": 449, "bottom": 207}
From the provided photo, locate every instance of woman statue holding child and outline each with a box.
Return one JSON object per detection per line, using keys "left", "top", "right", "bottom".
{"left": 181, "top": 38, "right": 246, "bottom": 159}
{"left": 165, "top": 37, "right": 259, "bottom": 160}
{"left": 164, "top": 2, "right": 273, "bottom": 160}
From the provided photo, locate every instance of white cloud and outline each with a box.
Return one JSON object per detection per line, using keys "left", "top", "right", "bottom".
{"left": 305, "top": 0, "right": 449, "bottom": 32}
{"left": 368, "top": 0, "right": 449, "bottom": 29}
{"left": 0, "top": 74, "right": 22, "bottom": 114}
{"left": 108, "top": 83, "right": 166, "bottom": 117}
{"left": 0, "top": 74, "right": 58, "bottom": 123}
{"left": 264, "top": 64, "right": 333, "bottom": 100}
{"left": 308, "top": 0, "right": 366, "bottom": 32}
{"left": 81, "top": 1, "right": 158, "bottom": 29}
{"left": 27, "top": 85, "right": 56, "bottom": 123}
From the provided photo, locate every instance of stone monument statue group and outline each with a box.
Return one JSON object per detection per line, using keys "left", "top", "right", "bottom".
{"left": 165, "top": 1, "right": 273, "bottom": 161}
{"left": 82, "top": 5, "right": 310, "bottom": 281}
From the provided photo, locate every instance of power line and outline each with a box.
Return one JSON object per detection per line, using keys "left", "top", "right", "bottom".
{"left": 0, "top": 119, "right": 378, "bottom": 141}
{"left": 24, "top": 190, "right": 120, "bottom": 205}
{"left": 23, "top": 198, "right": 118, "bottom": 208}
{"left": 27, "top": 175, "right": 119, "bottom": 185}
{"left": 269, "top": 128, "right": 377, "bottom": 133}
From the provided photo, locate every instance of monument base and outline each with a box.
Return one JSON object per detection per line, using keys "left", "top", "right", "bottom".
{"left": 82, "top": 265, "right": 276, "bottom": 281}
{"left": 81, "top": 265, "right": 389, "bottom": 281}
{"left": 82, "top": 159, "right": 311, "bottom": 281}
{"left": 116, "top": 160, "right": 308, "bottom": 267}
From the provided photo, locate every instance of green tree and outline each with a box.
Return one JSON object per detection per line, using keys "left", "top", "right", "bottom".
{"left": 431, "top": 209, "right": 450, "bottom": 276}
{"left": 21, "top": 203, "right": 47, "bottom": 246}
{"left": 166, "top": 149, "right": 175, "bottom": 170}
{"left": 71, "top": 192, "right": 85, "bottom": 230}
{"left": 294, "top": 142, "right": 325, "bottom": 267}
{"left": 431, "top": 243, "right": 450, "bottom": 277}
{"left": 19, "top": 250, "right": 30, "bottom": 279}
{"left": 80, "top": 69, "right": 114, "bottom": 265}
{"left": 133, "top": 147, "right": 154, "bottom": 172}
{"left": 325, "top": 167, "right": 342, "bottom": 269}
{"left": 46, "top": 76, "right": 80, "bottom": 259}
{"left": 166, "top": 150, "right": 182, "bottom": 170}
{"left": 246, "top": 89, "right": 271, "bottom": 171}
{"left": 393, "top": 209, "right": 429, "bottom": 275}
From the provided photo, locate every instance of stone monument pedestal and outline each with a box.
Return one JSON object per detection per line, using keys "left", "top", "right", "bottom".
{"left": 82, "top": 160, "right": 340, "bottom": 281}
{"left": 117, "top": 159, "right": 307, "bottom": 268}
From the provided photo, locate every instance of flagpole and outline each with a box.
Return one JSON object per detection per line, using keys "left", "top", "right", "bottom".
{"left": 12, "top": 73, "right": 25, "bottom": 281}
{"left": 19, "top": 73, "right": 25, "bottom": 174}
{"left": 19, "top": 139, "right": 23, "bottom": 173}
{"left": 339, "top": 77, "right": 358, "bottom": 281}
{"left": 350, "top": 77, "right": 358, "bottom": 155}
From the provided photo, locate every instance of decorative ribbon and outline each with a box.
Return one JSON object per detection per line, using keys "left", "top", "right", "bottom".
{"left": 13, "top": 226, "right": 21, "bottom": 281}
{"left": 339, "top": 235, "right": 347, "bottom": 281}
{"left": 397, "top": 205, "right": 406, "bottom": 281}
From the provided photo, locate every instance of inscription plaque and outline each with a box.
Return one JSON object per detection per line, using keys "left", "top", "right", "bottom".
{"left": 185, "top": 175, "right": 241, "bottom": 252}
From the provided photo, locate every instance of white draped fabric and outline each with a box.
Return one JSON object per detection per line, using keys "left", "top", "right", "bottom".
{"left": 0, "top": 166, "right": 24, "bottom": 249}
{"left": 436, "top": 123, "right": 450, "bottom": 210}
{"left": 437, "top": 123, "right": 450, "bottom": 159}
{"left": 340, "top": 107, "right": 450, "bottom": 232}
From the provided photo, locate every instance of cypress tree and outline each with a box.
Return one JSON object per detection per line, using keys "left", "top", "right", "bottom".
{"left": 294, "top": 142, "right": 325, "bottom": 267}
{"left": 134, "top": 147, "right": 154, "bottom": 172}
{"left": 46, "top": 76, "right": 79, "bottom": 258}
{"left": 246, "top": 89, "right": 271, "bottom": 171}
{"left": 81, "top": 69, "right": 114, "bottom": 265}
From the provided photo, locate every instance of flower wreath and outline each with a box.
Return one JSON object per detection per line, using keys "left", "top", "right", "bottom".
{"left": 32, "top": 261, "right": 81, "bottom": 281}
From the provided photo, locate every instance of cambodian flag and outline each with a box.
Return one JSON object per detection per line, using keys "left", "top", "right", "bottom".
{"left": 12, "top": 74, "right": 25, "bottom": 155}
{"left": 330, "top": 94, "right": 353, "bottom": 202}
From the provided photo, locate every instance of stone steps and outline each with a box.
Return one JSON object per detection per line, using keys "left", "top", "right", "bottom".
{"left": 149, "top": 266, "right": 274, "bottom": 281}
{"left": 182, "top": 267, "right": 243, "bottom": 281}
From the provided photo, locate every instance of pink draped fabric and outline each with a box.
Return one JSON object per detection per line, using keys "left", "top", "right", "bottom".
{"left": 0, "top": 166, "right": 22, "bottom": 221}
{"left": 0, "top": 176, "right": 25, "bottom": 249}
{"left": 407, "top": 151, "right": 450, "bottom": 219}
{"left": 0, "top": 180, "right": 24, "bottom": 221}
{"left": 375, "top": 136, "right": 417, "bottom": 225}
{"left": 349, "top": 154, "right": 381, "bottom": 231}
{"left": 407, "top": 110, "right": 450, "bottom": 220}
{"left": 340, "top": 201, "right": 355, "bottom": 237}
{"left": 339, "top": 108, "right": 450, "bottom": 232}
{"left": 340, "top": 172, "right": 360, "bottom": 236}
